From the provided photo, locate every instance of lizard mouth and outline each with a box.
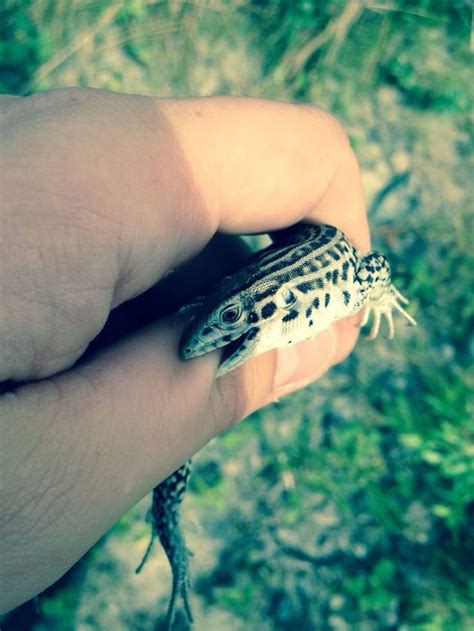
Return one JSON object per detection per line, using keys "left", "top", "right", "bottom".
{"left": 218, "top": 326, "right": 259, "bottom": 373}
{"left": 180, "top": 320, "right": 259, "bottom": 373}
{"left": 180, "top": 323, "right": 249, "bottom": 360}
{"left": 220, "top": 332, "right": 247, "bottom": 363}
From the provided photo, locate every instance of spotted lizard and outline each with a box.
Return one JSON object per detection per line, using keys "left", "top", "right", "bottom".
{"left": 138, "top": 222, "right": 416, "bottom": 627}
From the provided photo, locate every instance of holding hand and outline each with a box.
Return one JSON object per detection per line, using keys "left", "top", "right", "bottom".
{"left": 0, "top": 88, "right": 369, "bottom": 612}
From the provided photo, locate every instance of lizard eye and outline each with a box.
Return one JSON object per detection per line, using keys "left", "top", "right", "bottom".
{"left": 220, "top": 304, "right": 243, "bottom": 325}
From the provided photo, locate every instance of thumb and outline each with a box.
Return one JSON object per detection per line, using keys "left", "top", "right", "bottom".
{"left": 217, "top": 326, "right": 340, "bottom": 422}
{"left": 0, "top": 306, "right": 345, "bottom": 611}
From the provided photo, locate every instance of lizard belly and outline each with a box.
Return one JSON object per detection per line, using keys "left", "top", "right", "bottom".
{"left": 254, "top": 283, "right": 363, "bottom": 355}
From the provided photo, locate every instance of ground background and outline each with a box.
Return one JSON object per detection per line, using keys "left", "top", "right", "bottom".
{"left": 1, "top": 1, "right": 473, "bottom": 629}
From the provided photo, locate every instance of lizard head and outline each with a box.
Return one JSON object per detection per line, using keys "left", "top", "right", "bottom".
{"left": 178, "top": 264, "right": 288, "bottom": 376}
{"left": 179, "top": 285, "right": 261, "bottom": 375}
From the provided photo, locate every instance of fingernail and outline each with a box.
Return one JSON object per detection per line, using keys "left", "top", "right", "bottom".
{"left": 272, "top": 327, "right": 337, "bottom": 398}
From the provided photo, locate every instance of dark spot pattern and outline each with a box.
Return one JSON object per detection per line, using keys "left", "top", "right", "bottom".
{"left": 325, "top": 271, "right": 332, "bottom": 281}
{"left": 294, "top": 261, "right": 317, "bottom": 276}
{"left": 247, "top": 311, "right": 258, "bottom": 324}
{"left": 329, "top": 250, "right": 340, "bottom": 261}
{"left": 255, "top": 287, "right": 277, "bottom": 301}
{"left": 324, "top": 293, "right": 331, "bottom": 308}
{"left": 341, "top": 262, "right": 350, "bottom": 281}
{"left": 282, "top": 309, "right": 299, "bottom": 322}
{"left": 261, "top": 302, "right": 277, "bottom": 319}
{"left": 313, "top": 297, "right": 320, "bottom": 309}
{"left": 332, "top": 269, "right": 339, "bottom": 285}
{"left": 337, "top": 243, "right": 349, "bottom": 253}
{"left": 305, "top": 307, "right": 312, "bottom": 318}
{"left": 342, "top": 290, "right": 351, "bottom": 305}
{"left": 296, "top": 278, "right": 324, "bottom": 293}
{"left": 309, "top": 320, "right": 314, "bottom": 326}
{"left": 318, "top": 257, "right": 330, "bottom": 267}
{"left": 296, "top": 281, "right": 315, "bottom": 293}
{"left": 208, "top": 224, "right": 341, "bottom": 305}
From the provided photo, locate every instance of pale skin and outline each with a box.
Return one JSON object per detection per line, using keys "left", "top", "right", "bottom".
{"left": 0, "top": 88, "right": 369, "bottom": 613}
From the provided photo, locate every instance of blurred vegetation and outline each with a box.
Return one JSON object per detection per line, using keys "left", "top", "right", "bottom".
{"left": 1, "top": 1, "right": 473, "bottom": 630}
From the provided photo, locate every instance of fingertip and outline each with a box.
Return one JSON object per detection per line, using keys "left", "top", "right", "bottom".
{"left": 215, "top": 327, "right": 340, "bottom": 424}
{"left": 211, "top": 349, "right": 277, "bottom": 429}
{"left": 333, "top": 313, "right": 362, "bottom": 363}
{"left": 216, "top": 314, "right": 365, "bottom": 422}
{"left": 271, "top": 327, "right": 338, "bottom": 400}
{"left": 158, "top": 97, "right": 368, "bottom": 245}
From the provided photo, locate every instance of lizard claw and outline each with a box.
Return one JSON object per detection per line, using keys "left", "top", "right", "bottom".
{"left": 362, "top": 285, "right": 417, "bottom": 340}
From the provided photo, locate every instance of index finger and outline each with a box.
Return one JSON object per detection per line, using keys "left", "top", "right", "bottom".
{"left": 158, "top": 97, "right": 369, "bottom": 252}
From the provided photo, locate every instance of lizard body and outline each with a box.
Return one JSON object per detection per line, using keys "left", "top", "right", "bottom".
{"left": 141, "top": 222, "right": 416, "bottom": 627}
{"left": 180, "top": 223, "right": 415, "bottom": 375}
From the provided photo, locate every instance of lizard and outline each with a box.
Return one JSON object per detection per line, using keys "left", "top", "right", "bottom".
{"left": 137, "top": 222, "right": 416, "bottom": 628}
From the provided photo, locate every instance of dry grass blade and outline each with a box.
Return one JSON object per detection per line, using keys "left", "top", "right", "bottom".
{"left": 22, "top": 2, "right": 123, "bottom": 94}
{"left": 282, "top": 1, "right": 362, "bottom": 79}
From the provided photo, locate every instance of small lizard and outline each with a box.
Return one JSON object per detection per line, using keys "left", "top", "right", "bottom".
{"left": 181, "top": 222, "right": 416, "bottom": 373}
{"left": 139, "top": 222, "right": 416, "bottom": 627}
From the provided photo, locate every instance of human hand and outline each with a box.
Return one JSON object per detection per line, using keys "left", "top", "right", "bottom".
{"left": 0, "top": 88, "right": 369, "bottom": 612}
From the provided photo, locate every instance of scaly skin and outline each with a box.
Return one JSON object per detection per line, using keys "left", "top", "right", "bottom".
{"left": 180, "top": 223, "right": 416, "bottom": 375}
{"left": 142, "top": 222, "right": 416, "bottom": 627}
